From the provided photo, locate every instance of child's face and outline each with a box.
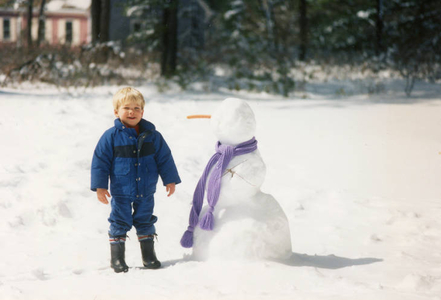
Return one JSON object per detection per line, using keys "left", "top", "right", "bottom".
{"left": 114, "top": 102, "right": 144, "bottom": 128}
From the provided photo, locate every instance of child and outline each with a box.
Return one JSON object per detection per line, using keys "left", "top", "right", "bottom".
{"left": 91, "top": 87, "right": 181, "bottom": 273}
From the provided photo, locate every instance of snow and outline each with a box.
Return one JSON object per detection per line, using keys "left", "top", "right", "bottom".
{"left": 1, "top": 80, "right": 441, "bottom": 300}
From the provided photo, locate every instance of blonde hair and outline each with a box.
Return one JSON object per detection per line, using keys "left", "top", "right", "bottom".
{"left": 113, "top": 87, "right": 145, "bottom": 110}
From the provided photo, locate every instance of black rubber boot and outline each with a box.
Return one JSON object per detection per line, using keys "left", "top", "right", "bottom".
{"left": 110, "top": 242, "right": 129, "bottom": 273}
{"left": 140, "top": 239, "right": 161, "bottom": 269}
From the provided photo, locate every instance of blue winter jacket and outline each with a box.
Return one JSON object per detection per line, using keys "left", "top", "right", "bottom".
{"left": 91, "top": 118, "right": 181, "bottom": 198}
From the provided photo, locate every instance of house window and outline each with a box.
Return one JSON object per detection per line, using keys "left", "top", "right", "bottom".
{"left": 3, "top": 19, "right": 11, "bottom": 40}
{"left": 65, "top": 21, "right": 73, "bottom": 43}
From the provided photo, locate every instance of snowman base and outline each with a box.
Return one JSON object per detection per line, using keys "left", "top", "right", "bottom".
{"left": 191, "top": 193, "right": 292, "bottom": 262}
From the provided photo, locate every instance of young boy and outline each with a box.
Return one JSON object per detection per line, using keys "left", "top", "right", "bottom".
{"left": 91, "top": 87, "right": 181, "bottom": 273}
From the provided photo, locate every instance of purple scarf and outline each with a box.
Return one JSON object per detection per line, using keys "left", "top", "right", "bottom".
{"left": 180, "top": 137, "right": 258, "bottom": 248}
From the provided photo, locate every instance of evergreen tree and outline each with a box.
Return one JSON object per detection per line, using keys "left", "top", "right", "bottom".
{"left": 127, "top": 0, "right": 179, "bottom": 77}
{"left": 385, "top": 0, "right": 441, "bottom": 94}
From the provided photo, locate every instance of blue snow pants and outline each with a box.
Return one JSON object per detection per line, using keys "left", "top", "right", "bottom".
{"left": 108, "top": 194, "right": 157, "bottom": 238}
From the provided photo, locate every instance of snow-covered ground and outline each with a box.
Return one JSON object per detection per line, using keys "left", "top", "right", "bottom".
{"left": 1, "top": 80, "right": 441, "bottom": 300}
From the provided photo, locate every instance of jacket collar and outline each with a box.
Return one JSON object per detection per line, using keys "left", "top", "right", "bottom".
{"left": 114, "top": 118, "right": 155, "bottom": 134}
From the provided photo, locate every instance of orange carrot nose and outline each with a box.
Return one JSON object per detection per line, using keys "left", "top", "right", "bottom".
{"left": 187, "top": 115, "right": 211, "bottom": 119}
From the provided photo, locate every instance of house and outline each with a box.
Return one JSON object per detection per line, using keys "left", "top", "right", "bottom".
{"left": 0, "top": 1, "right": 90, "bottom": 46}
{"left": 0, "top": 0, "right": 209, "bottom": 48}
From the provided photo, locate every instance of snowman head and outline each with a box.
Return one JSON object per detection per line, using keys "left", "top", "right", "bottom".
{"left": 210, "top": 98, "right": 256, "bottom": 146}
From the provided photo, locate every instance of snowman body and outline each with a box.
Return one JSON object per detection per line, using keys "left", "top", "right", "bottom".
{"left": 190, "top": 98, "right": 292, "bottom": 261}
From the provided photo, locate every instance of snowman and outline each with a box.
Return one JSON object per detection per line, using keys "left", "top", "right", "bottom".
{"left": 181, "top": 98, "right": 292, "bottom": 261}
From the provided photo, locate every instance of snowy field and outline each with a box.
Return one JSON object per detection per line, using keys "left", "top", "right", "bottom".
{"left": 1, "top": 80, "right": 441, "bottom": 300}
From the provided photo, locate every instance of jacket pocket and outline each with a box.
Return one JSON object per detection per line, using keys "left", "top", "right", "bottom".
{"left": 110, "top": 161, "right": 132, "bottom": 196}
{"left": 113, "top": 161, "right": 130, "bottom": 176}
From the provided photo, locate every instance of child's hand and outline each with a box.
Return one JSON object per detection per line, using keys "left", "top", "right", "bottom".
{"left": 97, "top": 188, "right": 110, "bottom": 204}
{"left": 166, "top": 183, "right": 176, "bottom": 197}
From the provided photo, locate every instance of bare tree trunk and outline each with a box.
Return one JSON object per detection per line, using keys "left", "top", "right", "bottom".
{"left": 37, "top": 0, "right": 46, "bottom": 47}
{"left": 91, "top": 0, "right": 101, "bottom": 44}
{"left": 299, "top": 0, "right": 307, "bottom": 61}
{"left": 375, "top": 0, "right": 384, "bottom": 55}
{"left": 161, "top": 0, "right": 179, "bottom": 77}
{"left": 27, "top": 0, "right": 34, "bottom": 48}
{"left": 99, "top": 0, "right": 110, "bottom": 43}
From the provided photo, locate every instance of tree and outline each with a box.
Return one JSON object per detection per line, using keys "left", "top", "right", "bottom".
{"left": 37, "top": 0, "right": 46, "bottom": 47}
{"left": 161, "top": 0, "right": 178, "bottom": 77}
{"left": 124, "top": 0, "right": 181, "bottom": 76}
{"left": 27, "top": 0, "right": 33, "bottom": 47}
{"left": 91, "top": 0, "right": 110, "bottom": 43}
{"left": 386, "top": 0, "right": 441, "bottom": 95}
{"left": 260, "top": 0, "right": 277, "bottom": 53}
{"left": 99, "top": 0, "right": 110, "bottom": 42}
{"left": 298, "top": 0, "right": 307, "bottom": 60}
{"left": 375, "top": 0, "right": 384, "bottom": 55}
{"left": 91, "top": 0, "right": 100, "bottom": 43}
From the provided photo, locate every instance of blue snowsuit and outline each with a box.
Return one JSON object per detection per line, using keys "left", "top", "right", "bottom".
{"left": 91, "top": 118, "right": 181, "bottom": 238}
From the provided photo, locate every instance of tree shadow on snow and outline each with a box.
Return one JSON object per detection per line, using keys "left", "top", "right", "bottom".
{"left": 275, "top": 252, "right": 382, "bottom": 269}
